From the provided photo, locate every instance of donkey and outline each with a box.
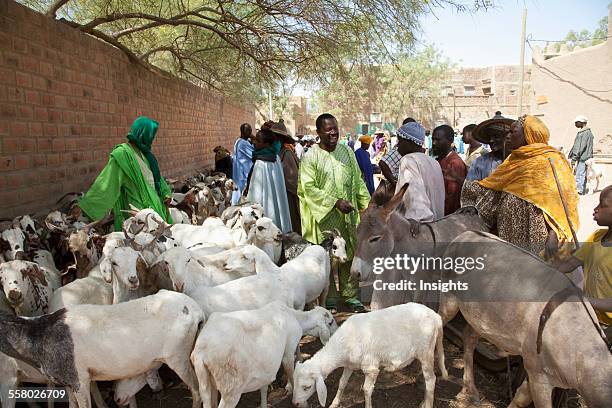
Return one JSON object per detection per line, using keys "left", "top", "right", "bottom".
{"left": 350, "top": 184, "right": 487, "bottom": 310}
{"left": 437, "top": 230, "right": 612, "bottom": 408}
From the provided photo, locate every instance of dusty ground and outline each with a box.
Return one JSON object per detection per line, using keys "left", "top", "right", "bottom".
{"left": 127, "top": 333, "right": 512, "bottom": 408}
{"left": 20, "top": 311, "right": 585, "bottom": 408}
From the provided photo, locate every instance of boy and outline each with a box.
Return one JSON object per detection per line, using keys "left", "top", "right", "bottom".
{"left": 556, "top": 185, "right": 612, "bottom": 330}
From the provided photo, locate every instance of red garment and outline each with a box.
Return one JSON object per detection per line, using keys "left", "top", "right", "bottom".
{"left": 437, "top": 151, "right": 467, "bottom": 215}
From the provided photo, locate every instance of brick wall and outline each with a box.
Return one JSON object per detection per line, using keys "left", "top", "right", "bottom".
{"left": 0, "top": 0, "right": 253, "bottom": 217}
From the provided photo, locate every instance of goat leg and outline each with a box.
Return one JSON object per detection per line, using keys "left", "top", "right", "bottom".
{"left": 90, "top": 381, "right": 109, "bottom": 408}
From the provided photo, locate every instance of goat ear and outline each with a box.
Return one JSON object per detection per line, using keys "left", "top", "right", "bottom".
{"left": 100, "top": 258, "right": 113, "bottom": 283}
{"left": 137, "top": 253, "right": 149, "bottom": 268}
{"left": 315, "top": 375, "right": 327, "bottom": 406}
{"left": 0, "top": 238, "right": 9, "bottom": 251}
{"left": 318, "top": 324, "right": 331, "bottom": 345}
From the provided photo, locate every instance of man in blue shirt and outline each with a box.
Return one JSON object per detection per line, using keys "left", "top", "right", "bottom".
{"left": 467, "top": 118, "right": 514, "bottom": 181}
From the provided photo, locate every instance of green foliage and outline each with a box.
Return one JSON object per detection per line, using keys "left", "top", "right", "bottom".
{"left": 559, "top": 5, "right": 608, "bottom": 50}
{"left": 315, "top": 46, "right": 452, "bottom": 131}
{"left": 19, "top": 0, "right": 487, "bottom": 106}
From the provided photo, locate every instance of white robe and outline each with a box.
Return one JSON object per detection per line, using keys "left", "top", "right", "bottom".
{"left": 247, "top": 158, "right": 292, "bottom": 233}
{"left": 395, "top": 152, "right": 445, "bottom": 222}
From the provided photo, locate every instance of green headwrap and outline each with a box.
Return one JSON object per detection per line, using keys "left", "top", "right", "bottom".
{"left": 127, "top": 116, "right": 162, "bottom": 195}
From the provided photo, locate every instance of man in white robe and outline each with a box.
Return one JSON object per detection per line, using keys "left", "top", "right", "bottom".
{"left": 394, "top": 122, "right": 445, "bottom": 222}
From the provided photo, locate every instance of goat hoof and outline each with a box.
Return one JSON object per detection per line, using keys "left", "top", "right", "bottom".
{"left": 458, "top": 389, "right": 480, "bottom": 405}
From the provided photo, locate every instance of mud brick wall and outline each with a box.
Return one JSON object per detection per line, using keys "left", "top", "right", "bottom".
{"left": 0, "top": 0, "right": 253, "bottom": 217}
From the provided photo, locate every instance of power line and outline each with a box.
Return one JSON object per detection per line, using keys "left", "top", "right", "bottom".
{"left": 526, "top": 34, "right": 611, "bottom": 43}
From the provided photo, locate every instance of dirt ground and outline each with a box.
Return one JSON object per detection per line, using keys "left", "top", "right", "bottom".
{"left": 19, "top": 311, "right": 585, "bottom": 408}
{"left": 124, "top": 333, "right": 513, "bottom": 408}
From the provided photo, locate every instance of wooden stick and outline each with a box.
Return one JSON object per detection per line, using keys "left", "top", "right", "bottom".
{"left": 548, "top": 158, "right": 580, "bottom": 249}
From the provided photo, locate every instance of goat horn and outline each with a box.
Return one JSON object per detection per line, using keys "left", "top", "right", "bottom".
{"left": 121, "top": 226, "right": 133, "bottom": 241}
{"left": 45, "top": 220, "right": 66, "bottom": 233}
{"left": 129, "top": 204, "right": 141, "bottom": 212}
{"left": 128, "top": 239, "right": 145, "bottom": 252}
{"left": 90, "top": 212, "right": 113, "bottom": 228}
{"left": 333, "top": 228, "right": 342, "bottom": 237}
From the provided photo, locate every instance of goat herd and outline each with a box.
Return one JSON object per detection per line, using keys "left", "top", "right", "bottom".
{"left": 0, "top": 171, "right": 610, "bottom": 408}
{"left": 0, "top": 171, "right": 357, "bottom": 408}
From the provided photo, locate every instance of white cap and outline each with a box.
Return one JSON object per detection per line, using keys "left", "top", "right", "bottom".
{"left": 573, "top": 115, "right": 588, "bottom": 123}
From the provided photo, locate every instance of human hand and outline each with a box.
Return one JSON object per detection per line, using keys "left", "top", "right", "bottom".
{"left": 407, "top": 218, "right": 421, "bottom": 238}
{"left": 544, "top": 230, "right": 559, "bottom": 260}
{"left": 335, "top": 199, "right": 354, "bottom": 214}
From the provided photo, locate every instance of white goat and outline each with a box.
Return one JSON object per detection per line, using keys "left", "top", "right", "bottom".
{"left": 49, "top": 245, "right": 145, "bottom": 311}
{"left": 585, "top": 158, "right": 605, "bottom": 194}
{"left": 0, "top": 259, "right": 61, "bottom": 407}
{"left": 0, "top": 352, "right": 48, "bottom": 408}
{"left": 221, "top": 203, "right": 264, "bottom": 231}
{"left": 32, "top": 249, "right": 59, "bottom": 274}
{"left": 0, "top": 290, "right": 205, "bottom": 408}
{"left": 14, "top": 215, "right": 40, "bottom": 237}
{"left": 125, "top": 208, "right": 236, "bottom": 249}
{"left": 169, "top": 207, "right": 192, "bottom": 224}
{"left": 0, "top": 227, "right": 26, "bottom": 261}
{"left": 152, "top": 246, "right": 256, "bottom": 294}
{"left": 0, "top": 260, "right": 61, "bottom": 316}
{"left": 292, "top": 303, "right": 448, "bottom": 408}
{"left": 113, "top": 365, "right": 163, "bottom": 407}
{"left": 191, "top": 301, "right": 337, "bottom": 408}
{"left": 126, "top": 209, "right": 283, "bottom": 261}
{"left": 184, "top": 244, "right": 330, "bottom": 315}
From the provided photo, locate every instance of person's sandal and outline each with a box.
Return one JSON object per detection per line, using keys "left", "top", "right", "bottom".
{"left": 326, "top": 305, "right": 338, "bottom": 315}
{"left": 351, "top": 305, "right": 367, "bottom": 313}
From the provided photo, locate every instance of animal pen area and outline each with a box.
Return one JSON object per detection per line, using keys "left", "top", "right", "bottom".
{"left": 0, "top": 1, "right": 610, "bottom": 408}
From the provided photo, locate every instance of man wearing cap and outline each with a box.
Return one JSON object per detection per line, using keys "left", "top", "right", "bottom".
{"left": 466, "top": 117, "right": 514, "bottom": 181}
{"left": 395, "top": 122, "right": 445, "bottom": 221}
{"left": 569, "top": 115, "right": 594, "bottom": 195}
{"left": 355, "top": 135, "right": 375, "bottom": 195}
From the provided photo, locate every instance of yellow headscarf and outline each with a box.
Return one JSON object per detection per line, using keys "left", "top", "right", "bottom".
{"left": 479, "top": 116, "right": 579, "bottom": 244}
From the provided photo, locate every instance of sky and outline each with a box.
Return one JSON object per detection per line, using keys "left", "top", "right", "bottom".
{"left": 420, "top": 0, "right": 610, "bottom": 67}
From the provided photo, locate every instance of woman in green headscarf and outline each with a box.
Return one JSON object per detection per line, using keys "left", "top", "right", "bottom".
{"left": 72, "top": 116, "right": 173, "bottom": 230}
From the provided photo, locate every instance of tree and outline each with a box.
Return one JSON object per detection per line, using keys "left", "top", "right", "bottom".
{"left": 558, "top": 4, "right": 608, "bottom": 50}
{"left": 315, "top": 46, "right": 452, "bottom": 132}
{"left": 19, "top": 0, "right": 489, "bottom": 105}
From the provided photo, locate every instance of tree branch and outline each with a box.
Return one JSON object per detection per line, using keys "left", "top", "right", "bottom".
{"left": 46, "top": 0, "right": 71, "bottom": 18}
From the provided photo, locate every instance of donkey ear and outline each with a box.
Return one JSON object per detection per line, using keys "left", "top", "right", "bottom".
{"left": 382, "top": 183, "right": 408, "bottom": 218}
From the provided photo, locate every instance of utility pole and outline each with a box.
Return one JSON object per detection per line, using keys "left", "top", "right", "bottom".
{"left": 452, "top": 92, "right": 456, "bottom": 128}
{"left": 268, "top": 87, "right": 273, "bottom": 120}
{"left": 517, "top": 8, "right": 527, "bottom": 116}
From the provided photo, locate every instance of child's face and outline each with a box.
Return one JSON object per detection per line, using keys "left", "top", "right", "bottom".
{"left": 593, "top": 189, "right": 612, "bottom": 227}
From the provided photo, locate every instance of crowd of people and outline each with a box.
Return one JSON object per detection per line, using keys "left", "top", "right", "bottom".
{"left": 72, "top": 111, "right": 609, "bottom": 331}
{"left": 223, "top": 112, "right": 608, "bottom": 325}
